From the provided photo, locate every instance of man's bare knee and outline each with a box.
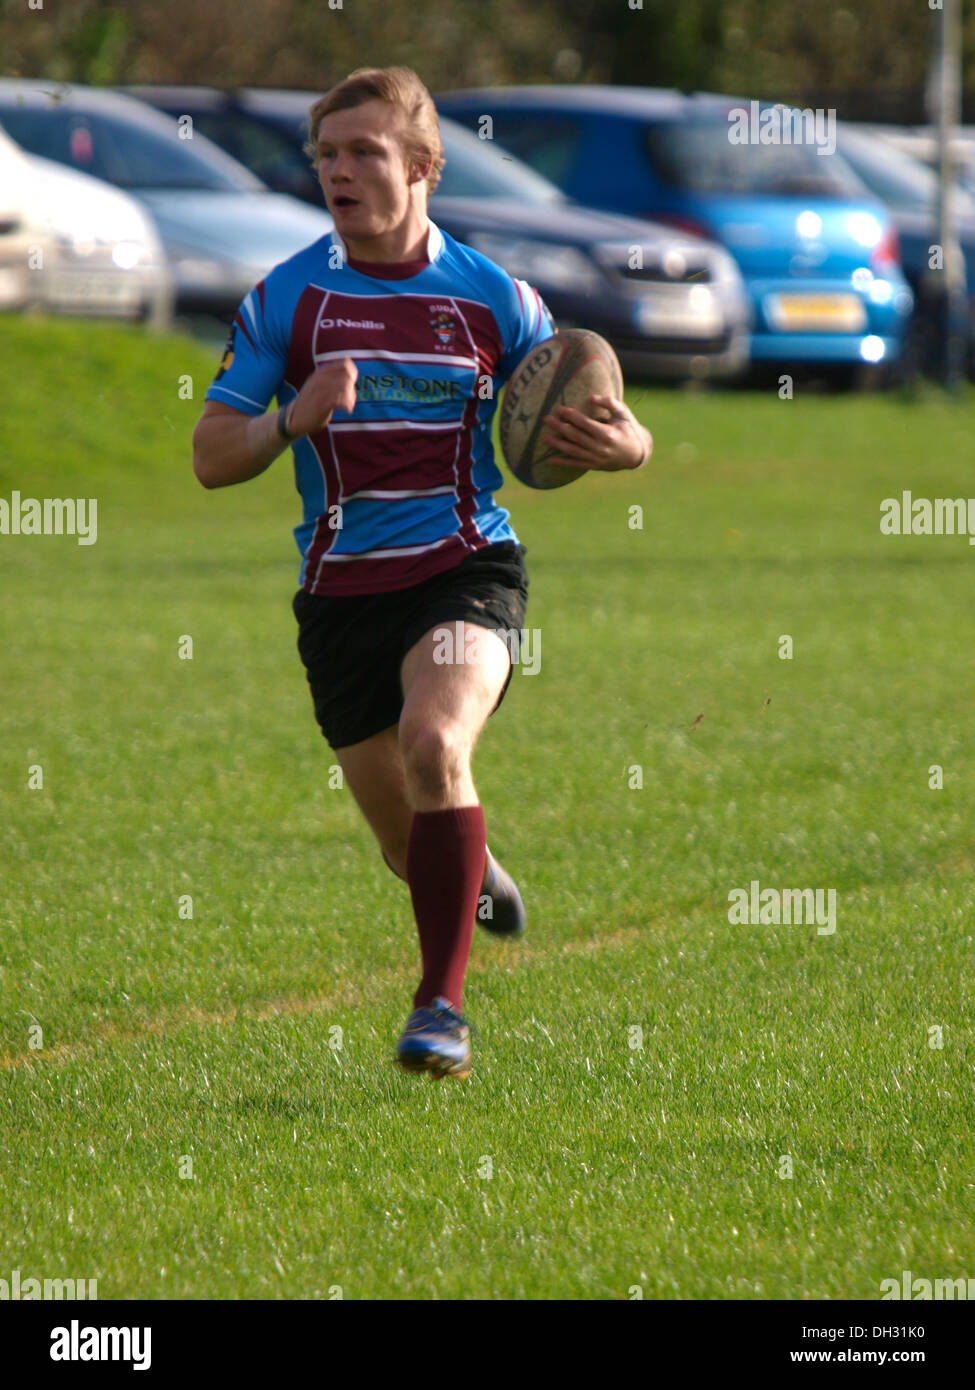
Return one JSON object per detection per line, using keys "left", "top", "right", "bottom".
{"left": 400, "top": 720, "right": 471, "bottom": 801}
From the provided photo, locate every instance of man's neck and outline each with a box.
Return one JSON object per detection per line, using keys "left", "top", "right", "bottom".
{"left": 342, "top": 213, "right": 430, "bottom": 265}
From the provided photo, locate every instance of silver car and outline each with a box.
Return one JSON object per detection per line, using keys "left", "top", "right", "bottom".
{"left": 0, "top": 123, "right": 171, "bottom": 323}
{"left": 0, "top": 79, "right": 333, "bottom": 317}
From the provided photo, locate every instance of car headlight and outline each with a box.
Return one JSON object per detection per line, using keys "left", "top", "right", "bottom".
{"left": 36, "top": 184, "right": 156, "bottom": 260}
{"left": 466, "top": 233, "right": 603, "bottom": 295}
{"left": 846, "top": 212, "right": 883, "bottom": 248}
{"left": 111, "top": 241, "right": 147, "bottom": 270}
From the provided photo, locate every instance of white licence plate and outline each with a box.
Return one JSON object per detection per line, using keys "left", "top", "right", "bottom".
{"left": 766, "top": 293, "right": 866, "bottom": 333}
{"left": 638, "top": 295, "right": 724, "bottom": 338}
{"left": 46, "top": 271, "right": 140, "bottom": 310}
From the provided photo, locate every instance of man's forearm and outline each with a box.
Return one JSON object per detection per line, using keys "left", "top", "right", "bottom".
{"left": 193, "top": 406, "right": 297, "bottom": 489}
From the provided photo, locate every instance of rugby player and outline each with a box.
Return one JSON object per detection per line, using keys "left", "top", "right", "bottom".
{"left": 192, "top": 66, "right": 652, "bottom": 1080}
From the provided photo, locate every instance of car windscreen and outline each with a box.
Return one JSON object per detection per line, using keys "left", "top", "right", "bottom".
{"left": 435, "top": 122, "right": 565, "bottom": 203}
{"left": 0, "top": 105, "right": 255, "bottom": 191}
{"left": 646, "top": 118, "right": 868, "bottom": 198}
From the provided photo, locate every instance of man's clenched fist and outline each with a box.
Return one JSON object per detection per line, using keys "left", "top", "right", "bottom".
{"left": 287, "top": 358, "right": 358, "bottom": 438}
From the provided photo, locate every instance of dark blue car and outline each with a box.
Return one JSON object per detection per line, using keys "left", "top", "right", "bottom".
{"left": 438, "top": 86, "right": 916, "bottom": 380}
{"left": 834, "top": 124, "right": 975, "bottom": 375}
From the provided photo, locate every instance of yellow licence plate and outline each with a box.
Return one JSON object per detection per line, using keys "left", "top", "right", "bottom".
{"left": 767, "top": 293, "right": 866, "bottom": 333}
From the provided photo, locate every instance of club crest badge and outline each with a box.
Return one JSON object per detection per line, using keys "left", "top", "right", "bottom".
{"left": 430, "top": 310, "right": 456, "bottom": 349}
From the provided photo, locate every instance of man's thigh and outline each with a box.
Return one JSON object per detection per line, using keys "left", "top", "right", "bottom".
{"left": 399, "top": 621, "right": 513, "bottom": 742}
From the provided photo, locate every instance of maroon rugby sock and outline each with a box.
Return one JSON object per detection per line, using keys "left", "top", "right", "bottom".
{"left": 407, "top": 805, "right": 487, "bottom": 1011}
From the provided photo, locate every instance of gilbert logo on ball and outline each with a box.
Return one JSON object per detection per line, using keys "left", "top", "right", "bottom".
{"left": 499, "top": 329, "right": 624, "bottom": 489}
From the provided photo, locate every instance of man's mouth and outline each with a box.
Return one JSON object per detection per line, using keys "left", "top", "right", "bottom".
{"left": 333, "top": 196, "right": 359, "bottom": 209}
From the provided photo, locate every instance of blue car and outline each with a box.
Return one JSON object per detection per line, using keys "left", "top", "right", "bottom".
{"left": 438, "top": 87, "right": 915, "bottom": 379}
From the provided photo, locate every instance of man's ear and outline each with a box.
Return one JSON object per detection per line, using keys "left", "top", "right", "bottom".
{"left": 409, "top": 155, "right": 434, "bottom": 187}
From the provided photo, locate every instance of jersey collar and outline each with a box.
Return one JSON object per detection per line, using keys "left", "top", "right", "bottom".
{"left": 329, "top": 218, "right": 443, "bottom": 266}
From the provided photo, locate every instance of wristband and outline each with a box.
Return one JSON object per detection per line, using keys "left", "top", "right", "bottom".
{"left": 276, "top": 404, "right": 295, "bottom": 441}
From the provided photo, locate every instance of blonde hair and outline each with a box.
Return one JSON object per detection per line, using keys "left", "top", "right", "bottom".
{"left": 306, "top": 66, "right": 445, "bottom": 197}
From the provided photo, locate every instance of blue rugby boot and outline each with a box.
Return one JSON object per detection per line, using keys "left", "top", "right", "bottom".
{"left": 395, "top": 996, "right": 472, "bottom": 1079}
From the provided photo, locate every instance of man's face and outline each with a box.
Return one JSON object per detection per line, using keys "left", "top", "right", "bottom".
{"left": 315, "top": 99, "right": 423, "bottom": 247}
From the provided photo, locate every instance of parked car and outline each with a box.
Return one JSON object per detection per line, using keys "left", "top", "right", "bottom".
{"left": 834, "top": 124, "right": 975, "bottom": 374}
{"left": 863, "top": 123, "right": 975, "bottom": 201}
{"left": 438, "top": 86, "right": 916, "bottom": 380}
{"left": 0, "top": 80, "right": 333, "bottom": 317}
{"left": 124, "top": 85, "right": 323, "bottom": 204}
{"left": 0, "top": 124, "right": 172, "bottom": 323}
{"left": 0, "top": 124, "right": 54, "bottom": 311}
{"left": 123, "top": 85, "right": 751, "bottom": 380}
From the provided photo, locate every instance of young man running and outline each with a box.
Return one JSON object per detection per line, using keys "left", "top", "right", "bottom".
{"left": 192, "top": 67, "right": 651, "bottom": 1080}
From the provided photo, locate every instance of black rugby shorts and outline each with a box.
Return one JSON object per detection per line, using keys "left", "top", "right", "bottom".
{"left": 292, "top": 540, "right": 529, "bottom": 749}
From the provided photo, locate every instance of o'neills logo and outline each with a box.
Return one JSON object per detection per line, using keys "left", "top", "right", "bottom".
{"left": 0, "top": 491, "right": 97, "bottom": 545}
{"left": 319, "top": 317, "right": 385, "bottom": 329}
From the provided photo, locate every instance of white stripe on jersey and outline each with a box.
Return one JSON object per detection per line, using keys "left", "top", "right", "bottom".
{"left": 343, "top": 486, "right": 457, "bottom": 501}
{"left": 513, "top": 278, "right": 541, "bottom": 339}
{"left": 240, "top": 290, "right": 260, "bottom": 340}
{"left": 327, "top": 419, "right": 463, "bottom": 433}
{"left": 326, "top": 222, "right": 444, "bottom": 266}
{"left": 212, "top": 385, "right": 266, "bottom": 411}
{"left": 313, "top": 349, "right": 478, "bottom": 369}
{"left": 318, "top": 535, "right": 456, "bottom": 562}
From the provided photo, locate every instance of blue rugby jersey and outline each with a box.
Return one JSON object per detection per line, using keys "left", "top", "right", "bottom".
{"left": 205, "top": 220, "right": 554, "bottom": 596}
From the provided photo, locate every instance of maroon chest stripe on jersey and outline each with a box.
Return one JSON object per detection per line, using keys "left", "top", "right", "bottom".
{"left": 286, "top": 286, "right": 327, "bottom": 394}
{"left": 323, "top": 428, "right": 466, "bottom": 495}
{"left": 308, "top": 533, "right": 482, "bottom": 597}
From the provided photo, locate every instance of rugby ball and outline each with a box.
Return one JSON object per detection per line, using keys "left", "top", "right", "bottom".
{"left": 499, "top": 329, "right": 624, "bottom": 489}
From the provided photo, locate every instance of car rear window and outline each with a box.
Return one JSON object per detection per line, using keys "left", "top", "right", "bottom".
{"left": 434, "top": 121, "right": 564, "bottom": 204}
{"left": 464, "top": 114, "right": 581, "bottom": 187}
{"left": 646, "top": 118, "right": 866, "bottom": 198}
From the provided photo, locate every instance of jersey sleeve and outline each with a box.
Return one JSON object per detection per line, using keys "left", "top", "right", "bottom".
{"left": 496, "top": 276, "right": 556, "bottom": 380}
{"left": 204, "top": 279, "right": 287, "bottom": 416}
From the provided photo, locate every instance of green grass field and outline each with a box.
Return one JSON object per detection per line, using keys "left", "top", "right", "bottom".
{"left": 1, "top": 316, "right": 973, "bottom": 1300}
